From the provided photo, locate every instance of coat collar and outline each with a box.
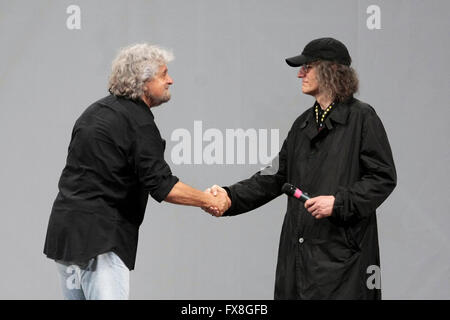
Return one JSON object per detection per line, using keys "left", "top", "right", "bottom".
{"left": 328, "top": 96, "right": 353, "bottom": 125}
{"left": 300, "top": 96, "right": 353, "bottom": 140}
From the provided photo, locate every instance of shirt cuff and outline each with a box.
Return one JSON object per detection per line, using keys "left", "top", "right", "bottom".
{"left": 222, "top": 186, "right": 235, "bottom": 216}
{"left": 152, "top": 175, "right": 179, "bottom": 203}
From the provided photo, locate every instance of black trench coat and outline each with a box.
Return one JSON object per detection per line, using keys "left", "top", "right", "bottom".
{"left": 224, "top": 97, "right": 396, "bottom": 299}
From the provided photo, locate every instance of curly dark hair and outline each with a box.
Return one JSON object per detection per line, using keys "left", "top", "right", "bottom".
{"left": 313, "top": 60, "right": 359, "bottom": 102}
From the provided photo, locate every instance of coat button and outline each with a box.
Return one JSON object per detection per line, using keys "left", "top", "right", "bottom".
{"left": 299, "top": 237, "right": 304, "bottom": 244}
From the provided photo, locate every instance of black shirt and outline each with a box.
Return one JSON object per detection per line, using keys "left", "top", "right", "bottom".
{"left": 314, "top": 101, "right": 334, "bottom": 129}
{"left": 44, "top": 95, "right": 179, "bottom": 270}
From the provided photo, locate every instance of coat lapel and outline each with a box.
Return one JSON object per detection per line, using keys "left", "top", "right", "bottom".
{"left": 301, "top": 97, "right": 352, "bottom": 141}
{"left": 301, "top": 109, "right": 320, "bottom": 141}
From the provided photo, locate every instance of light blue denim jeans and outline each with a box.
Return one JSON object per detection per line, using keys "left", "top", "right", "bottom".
{"left": 55, "top": 251, "right": 130, "bottom": 300}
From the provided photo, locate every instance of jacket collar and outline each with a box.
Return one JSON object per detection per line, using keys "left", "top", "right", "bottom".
{"left": 113, "top": 94, "right": 155, "bottom": 119}
{"left": 300, "top": 96, "right": 353, "bottom": 140}
{"left": 328, "top": 96, "right": 353, "bottom": 125}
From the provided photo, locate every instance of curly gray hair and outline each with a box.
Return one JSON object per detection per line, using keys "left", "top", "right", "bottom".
{"left": 313, "top": 60, "right": 359, "bottom": 102}
{"left": 108, "top": 43, "right": 174, "bottom": 99}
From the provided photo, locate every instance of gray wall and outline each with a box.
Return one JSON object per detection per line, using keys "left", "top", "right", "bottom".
{"left": 0, "top": 0, "right": 449, "bottom": 299}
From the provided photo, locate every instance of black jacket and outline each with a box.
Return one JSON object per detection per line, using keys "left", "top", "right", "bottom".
{"left": 44, "top": 95, "right": 178, "bottom": 270}
{"left": 224, "top": 97, "right": 397, "bottom": 299}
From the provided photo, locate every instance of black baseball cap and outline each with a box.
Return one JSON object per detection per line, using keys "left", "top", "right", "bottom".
{"left": 285, "top": 37, "right": 351, "bottom": 67}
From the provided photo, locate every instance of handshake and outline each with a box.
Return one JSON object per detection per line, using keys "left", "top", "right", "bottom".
{"left": 202, "top": 185, "right": 232, "bottom": 217}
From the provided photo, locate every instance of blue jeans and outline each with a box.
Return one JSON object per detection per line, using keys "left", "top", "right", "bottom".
{"left": 55, "top": 251, "right": 130, "bottom": 300}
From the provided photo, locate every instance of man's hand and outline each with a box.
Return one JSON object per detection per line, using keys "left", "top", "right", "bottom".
{"left": 202, "top": 185, "right": 231, "bottom": 217}
{"left": 304, "top": 196, "right": 335, "bottom": 219}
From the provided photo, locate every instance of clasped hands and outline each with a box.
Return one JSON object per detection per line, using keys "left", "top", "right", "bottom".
{"left": 202, "top": 185, "right": 231, "bottom": 217}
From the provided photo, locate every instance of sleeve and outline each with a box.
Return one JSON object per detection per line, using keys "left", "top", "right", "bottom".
{"left": 223, "top": 133, "right": 289, "bottom": 216}
{"left": 134, "top": 123, "right": 179, "bottom": 202}
{"left": 332, "top": 111, "right": 397, "bottom": 223}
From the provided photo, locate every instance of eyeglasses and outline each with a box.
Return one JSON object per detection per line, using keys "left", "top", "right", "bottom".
{"left": 298, "top": 64, "right": 314, "bottom": 76}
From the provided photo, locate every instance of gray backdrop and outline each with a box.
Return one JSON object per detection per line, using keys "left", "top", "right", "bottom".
{"left": 0, "top": 0, "right": 449, "bottom": 299}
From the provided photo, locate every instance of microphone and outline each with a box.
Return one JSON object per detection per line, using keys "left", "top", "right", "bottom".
{"left": 281, "top": 183, "right": 310, "bottom": 203}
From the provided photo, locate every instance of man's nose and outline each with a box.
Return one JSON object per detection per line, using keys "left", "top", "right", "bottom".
{"left": 298, "top": 70, "right": 305, "bottom": 78}
{"left": 167, "top": 75, "right": 174, "bottom": 84}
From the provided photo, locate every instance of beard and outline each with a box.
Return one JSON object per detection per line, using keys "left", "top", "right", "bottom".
{"left": 144, "top": 89, "right": 171, "bottom": 107}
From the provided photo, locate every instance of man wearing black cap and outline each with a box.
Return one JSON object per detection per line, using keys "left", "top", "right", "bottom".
{"left": 204, "top": 38, "right": 397, "bottom": 299}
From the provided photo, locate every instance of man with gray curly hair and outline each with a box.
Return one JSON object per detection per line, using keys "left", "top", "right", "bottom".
{"left": 43, "top": 43, "right": 229, "bottom": 300}
{"left": 108, "top": 44, "right": 174, "bottom": 105}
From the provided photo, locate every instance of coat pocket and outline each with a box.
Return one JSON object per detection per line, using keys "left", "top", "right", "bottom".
{"left": 344, "top": 226, "right": 361, "bottom": 252}
{"left": 307, "top": 238, "right": 361, "bottom": 287}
